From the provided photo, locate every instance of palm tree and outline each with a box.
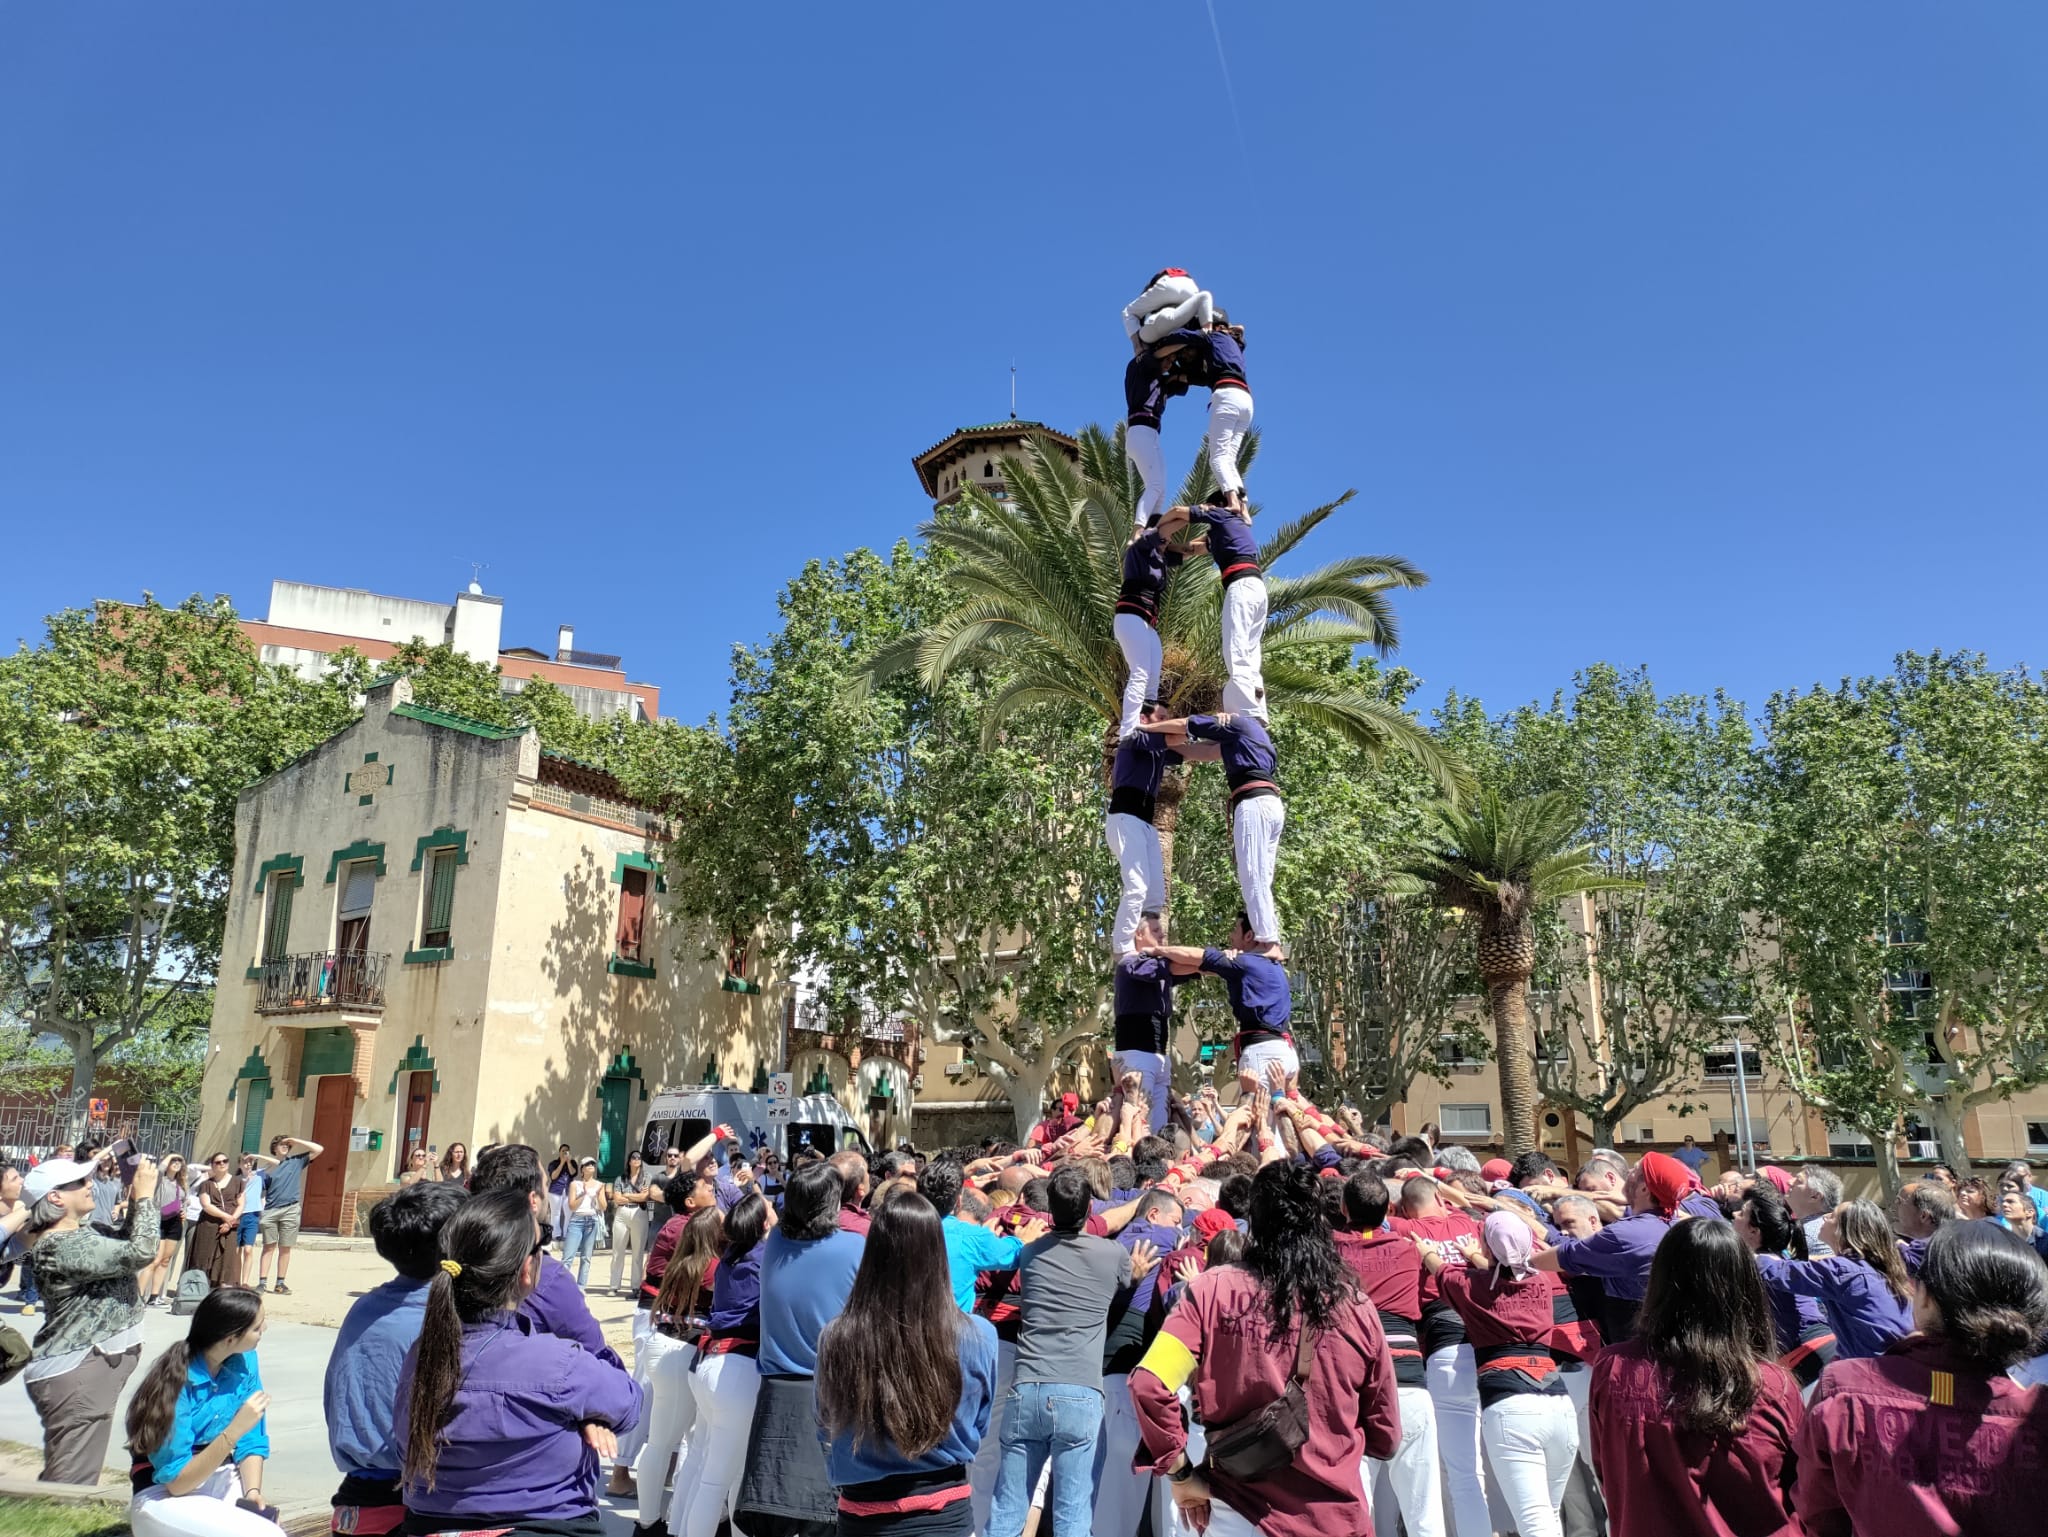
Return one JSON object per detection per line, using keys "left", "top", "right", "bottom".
{"left": 1402, "top": 790, "right": 1637, "bottom": 1155}
{"left": 870, "top": 425, "right": 1463, "bottom": 919}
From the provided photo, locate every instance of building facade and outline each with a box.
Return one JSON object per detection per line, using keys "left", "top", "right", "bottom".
{"left": 198, "top": 678, "right": 776, "bottom": 1231}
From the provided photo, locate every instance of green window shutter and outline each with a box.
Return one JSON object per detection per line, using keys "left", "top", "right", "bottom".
{"left": 424, "top": 848, "right": 457, "bottom": 946}
{"left": 263, "top": 878, "right": 296, "bottom": 963}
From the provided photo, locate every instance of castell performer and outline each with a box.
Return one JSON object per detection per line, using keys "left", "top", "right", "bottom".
{"left": 1123, "top": 339, "right": 1189, "bottom": 530}
{"left": 1139, "top": 911, "right": 1297, "bottom": 1107}
{"left": 1114, "top": 506, "right": 1197, "bottom": 739}
{"left": 1122, "top": 267, "right": 1215, "bottom": 346}
{"left": 1180, "top": 313, "right": 1255, "bottom": 515}
{"left": 1180, "top": 498, "right": 1266, "bottom": 720}
{"left": 1146, "top": 710, "right": 1283, "bottom": 947}
{"left": 1112, "top": 915, "right": 1181, "bottom": 1135}
{"left": 1106, "top": 704, "right": 1184, "bottom": 959}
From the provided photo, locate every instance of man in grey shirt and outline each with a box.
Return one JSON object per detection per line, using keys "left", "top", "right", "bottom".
{"left": 987, "top": 1165, "right": 1157, "bottom": 1537}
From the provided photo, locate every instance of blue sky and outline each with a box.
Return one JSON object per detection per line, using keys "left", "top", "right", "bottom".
{"left": 3, "top": 4, "right": 2043, "bottom": 727}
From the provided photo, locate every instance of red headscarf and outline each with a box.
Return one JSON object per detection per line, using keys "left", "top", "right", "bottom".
{"left": 1758, "top": 1165, "right": 1793, "bottom": 1196}
{"left": 1639, "top": 1151, "right": 1693, "bottom": 1218}
{"left": 1193, "top": 1208, "right": 1238, "bottom": 1244}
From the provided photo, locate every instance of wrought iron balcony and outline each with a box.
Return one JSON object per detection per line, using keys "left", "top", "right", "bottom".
{"left": 786, "top": 997, "right": 920, "bottom": 1068}
{"left": 254, "top": 950, "right": 389, "bottom": 1017}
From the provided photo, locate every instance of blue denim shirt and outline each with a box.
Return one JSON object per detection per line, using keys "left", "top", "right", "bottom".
{"left": 150, "top": 1349, "right": 269, "bottom": 1485}
{"left": 325, "top": 1275, "right": 428, "bottom": 1480}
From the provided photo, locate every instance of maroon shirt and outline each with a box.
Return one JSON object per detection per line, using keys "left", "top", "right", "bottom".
{"left": 1335, "top": 1231, "right": 1426, "bottom": 1386}
{"left": 836, "top": 1204, "right": 872, "bottom": 1236}
{"left": 1589, "top": 1340, "right": 1803, "bottom": 1537}
{"left": 1796, "top": 1334, "right": 2048, "bottom": 1537}
{"left": 1436, "top": 1266, "right": 1570, "bottom": 1404}
{"left": 639, "top": 1212, "right": 689, "bottom": 1303}
{"left": 1131, "top": 1267, "right": 1398, "bottom": 1537}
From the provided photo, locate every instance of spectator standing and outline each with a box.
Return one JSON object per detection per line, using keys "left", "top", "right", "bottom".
{"left": 89, "top": 1153, "right": 126, "bottom": 1233}
{"left": 1672, "top": 1135, "right": 1712, "bottom": 1179}
{"left": 736, "top": 1161, "right": 866, "bottom": 1537}
{"left": 438, "top": 1142, "right": 471, "bottom": 1187}
{"left": 1787, "top": 1168, "right": 1842, "bottom": 1259}
{"left": 186, "top": 1154, "right": 243, "bottom": 1290}
{"left": 235, "top": 1155, "right": 266, "bottom": 1287}
{"left": 816, "top": 1193, "right": 1000, "bottom": 1537}
{"left": 1891, "top": 1179, "right": 1956, "bottom": 1275}
{"left": 1997, "top": 1185, "right": 2042, "bottom": 1247}
{"left": 1, "top": 1161, "right": 40, "bottom": 1315}
{"left": 397, "top": 1149, "right": 434, "bottom": 1187}
{"left": 395, "top": 1186, "right": 641, "bottom": 1534}
{"left": 828, "top": 1150, "right": 873, "bottom": 1236}
{"left": 1131, "top": 1161, "right": 1399, "bottom": 1537}
{"left": 20, "top": 1153, "right": 162, "bottom": 1484}
{"left": 647, "top": 1146, "right": 687, "bottom": 1232}
{"left": 324, "top": 1180, "right": 468, "bottom": 1536}
{"left": 140, "top": 1156, "right": 190, "bottom": 1308}
{"left": 1795, "top": 1221, "right": 2048, "bottom": 1534}
{"left": 548, "top": 1144, "right": 578, "bottom": 1250}
{"left": 1999, "top": 1160, "right": 2048, "bottom": 1226}
{"left": 668, "top": 1195, "right": 769, "bottom": 1537}
{"left": 124, "top": 1286, "right": 281, "bottom": 1536}
{"left": 987, "top": 1165, "right": 1140, "bottom": 1537}
{"left": 563, "top": 1158, "right": 605, "bottom": 1286}
{"left": 610, "top": 1151, "right": 653, "bottom": 1295}
{"left": 1956, "top": 1177, "right": 1994, "bottom": 1221}
{"left": 250, "top": 1134, "right": 321, "bottom": 1295}
{"left": 1590, "top": 1217, "right": 1804, "bottom": 1537}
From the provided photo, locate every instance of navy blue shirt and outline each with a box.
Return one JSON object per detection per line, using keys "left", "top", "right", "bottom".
{"left": 1123, "top": 349, "right": 1189, "bottom": 431}
{"left": 1111, "top": 733, "right": 1183, "bottom": 821}
{"left": 1184, "top": 505, "right": 1261, "bottom": 582}
{"left": 1113, "top": 953, "right": 1181, "bottom": 1054}
{"left": 1200, "top": 947, "right": 1291, "bottom": 1041}
{"left": 1117, "top": 529, "right": 1184, "bottom": 623}
{"left": 1185, "top": 713, "right": 1278, "bottom": 793}
{"left": 1176, "top": 328, "right": 1248, "bottom": 391}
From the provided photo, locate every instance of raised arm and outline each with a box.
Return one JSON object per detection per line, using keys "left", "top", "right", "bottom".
{"left": 280, "top": 1134, "right": 324, "bottom": 1161}
{"left": 1137, "top": 942, "right": 1210, "bottom": 976}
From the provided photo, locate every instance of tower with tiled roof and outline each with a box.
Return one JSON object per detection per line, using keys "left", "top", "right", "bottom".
{"left": 911, "top": 419, "right": 1081, "bottom": 506}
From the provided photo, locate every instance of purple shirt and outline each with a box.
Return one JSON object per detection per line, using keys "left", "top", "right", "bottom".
{"left": 1184, "top": 713, "right": 1276, "bottom": 791}
{"left": 1555, "top": 1211, "right": 1670, "bottom": 1342}
{"left": 1111, "top": 733, "right": 1183, "bottom": 811}
{"left": 1113, "top": 953, "right": 1181, "bottom": 1055}
{"left": 708, "top": 1244, "right": 763, "bottom": 1335}
{"left": 1754, "top": 1254, "right": 1914, "bottom": 1361}
{"left": 1117, "top": 528, "right": 1185, "bottom": 621}
{"left": 520, "top": 1254, "right": 621, "bottom": 1368}
{"left": 395, "top": 1310, "right": 640, "bottom": 1523}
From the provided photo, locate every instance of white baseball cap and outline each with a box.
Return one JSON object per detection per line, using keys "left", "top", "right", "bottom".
{"left": 23, "top": 1158, "right": 97, "bottom": 1202}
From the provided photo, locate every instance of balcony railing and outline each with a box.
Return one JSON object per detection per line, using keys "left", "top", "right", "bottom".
{"left": 255, "top": 950, "right": 389, "bottom": 1016}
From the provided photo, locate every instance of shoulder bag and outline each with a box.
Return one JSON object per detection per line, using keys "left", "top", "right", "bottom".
{"left": 1201, "top": 1321, "right": 1316, "bottom": 1480}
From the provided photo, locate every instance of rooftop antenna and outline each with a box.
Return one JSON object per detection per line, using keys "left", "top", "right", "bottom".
{"left": 1010, "top": 362, "right": 1017, "bottom": 420}
{"left": 467, "top": 561, "right": 488, "bottom": 596}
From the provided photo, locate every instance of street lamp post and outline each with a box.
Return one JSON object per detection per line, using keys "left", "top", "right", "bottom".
{"left": 1718, "top": 1015, "right": 1756, "bottom": 1173}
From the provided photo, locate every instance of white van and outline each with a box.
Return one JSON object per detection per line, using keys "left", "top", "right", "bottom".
{"left": 639, "top": 1087, "right": 870, "bottom": 1166}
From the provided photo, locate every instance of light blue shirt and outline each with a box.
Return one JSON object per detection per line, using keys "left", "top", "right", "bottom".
{"left": 324, "top": 1275, "right": 429, "bottom": 1480}
{"left": 942, "top": 1216, "right": 1024, "bottom": 1314}
{"left": 150, "top": 1350, "right": 270, "bottom": 1485}
{"left": 758, "top": 1228, "right": 864, "bottom": 1376}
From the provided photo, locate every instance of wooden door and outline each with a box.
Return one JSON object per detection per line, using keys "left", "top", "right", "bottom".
{"left": 399, "top": 1071, "right": 434, "bottom": 1178}
{"left": 305, "top": 1075, "right": 353, "bottom": 1229}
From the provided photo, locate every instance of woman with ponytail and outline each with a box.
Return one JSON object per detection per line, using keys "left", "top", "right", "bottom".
{"left": 1590, "top": 1218, "right": 1803, "bottom": 1537}
{"left": 667, "top": 1191, "right": 772, "bottom": 1537}
{"left": 1733, "top": 1182, "right": 1837, "bottom": 1397}
{"left": 1795, "top": 1219, "right": 2048, "bottom": 1535}
{"left": 623, "top": 1206, "right": 724, "bottom": 1534}
{"left": 125, "top": 1285, "right": 282, "bottom": 1535}
{"left": 1754, "top": 1198, "right": 1914, "bottom": 1362}
{"left": 394, "top": 1185, "right": 640, "bottom": 1536}
{"left": 1129, "top": 1160, "right": 1399, "bottom": 1537}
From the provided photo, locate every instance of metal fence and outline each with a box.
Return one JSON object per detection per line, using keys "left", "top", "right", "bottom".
{"left": 0, "top": 1100, "right": 200, "bottom": 1165}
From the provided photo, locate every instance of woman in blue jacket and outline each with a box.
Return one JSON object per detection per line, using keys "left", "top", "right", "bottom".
{"left": 124, "top": 1285, "right": 283, "bottom": 1535}
{"left": 815, "top": 1189, "right": 998, "bottom": 1537}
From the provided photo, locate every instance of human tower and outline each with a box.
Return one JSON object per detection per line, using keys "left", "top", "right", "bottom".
{"left": 1100, "top": 268, "right": 1295, "bottom": 1138}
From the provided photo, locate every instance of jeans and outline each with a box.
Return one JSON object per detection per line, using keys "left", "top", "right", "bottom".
{"left": 1425, "top": 1343, "right": 1489, "bottom": 1537}
{"left": 18, "top": 1251, "right": 38, "bottom": 1305}
{"left": 1481, "top": 1394, "right": 1578, "bottom": 1537}
{"left": 1367, "top": 1384, "right": 1446, "bottom": 1537}
{"left": 968, "top": 1340, "right": 1018, "bottom": 1537}
{"left": 1219, "top": 575, "right": 1267, "bottom": 721}
{"left": 562, "top": 1213, "right": 600, "bottom": 1285}
{"left": 988, "top": 1381, "right": 1103, "bottom": 1537}
{"left": 1104, "top": 812, "right": 1164, "bottom": 960}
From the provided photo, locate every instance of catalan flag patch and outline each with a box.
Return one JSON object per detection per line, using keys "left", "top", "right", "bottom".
{"left": 1929, "top": 1370, "right": 1954, "bottom": 1407}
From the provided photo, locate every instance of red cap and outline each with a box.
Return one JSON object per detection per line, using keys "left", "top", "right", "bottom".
{"left": 1061, "top": 1092, "right": 1079, "bottom": 1113}
{"left": 1193, "top": 1208, "right": 1237, "bottom": 1242}
{"left": 1481, "top": 1158, "right": 1514, "bottom": 1183}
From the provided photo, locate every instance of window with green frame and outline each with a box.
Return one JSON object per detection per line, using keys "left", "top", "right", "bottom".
{"left": 420, "top": 845, "right": 458, "bottom": 950}
{"left": 262, "top": 874, "right": 297, "bottom": 963}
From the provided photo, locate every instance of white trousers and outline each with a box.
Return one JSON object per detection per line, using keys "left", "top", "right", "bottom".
{"left": 1195, "top": 1497, "right": 1257, "bottom": 1537}
{"left": 970, "top": 1339, "right": 1020, "bottom": 1536}
{"left": 1560, "top": 1359, "right": 1596, "bottom": 1480}
{"left": 636, "top": 1340, "right": 701, "bottom": 1525}
{"left": 1126, "top": 275, "right": 1214, "bottom": 343}
{"left": 619, "top": 1328, "right": 685, "bottom": 1470}
{"left": 1126, "top": 423, "right": 1168, "bottom": 527}
{"left": 609, "top": 1205, "right": 650, "bottom": 1292}
{"left": 1208, "top": 386, "right": 1254, "bottom": 496}
{"left": 1105, "top": 812, "right": 1165, "bottom": 959}
{"left": 1426, "top": 1343, "right": 1490, "bottom": 1537}
{"left": 131, "top": 1469, "right": 284, "bottom": 1537}
{"left": 1220, "top": 576, "right": 1267, "bottom": 720}
{"left": 1231, "top": 793, "right": 1284, "bottom": 944}
{"left": 1113, "top": 1050, "right": 1172, "bottom": 1136}
{"left": 1092, "top": 1370, "right": 1151, "bottom": 1537}
{"left": 1368, "top": 1384, "right": 1447, "bottom": 1537}
{"left": 671, "top": 1351, "right": 759, "bottom": 1537}
{"left": 1114, "top": 613, "right": 1165, "bottom": 740}
{"left": 1482, "top": 1394, "right": 1578, "bottom": 1537}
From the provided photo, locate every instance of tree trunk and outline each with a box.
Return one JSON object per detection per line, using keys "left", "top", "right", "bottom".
{"left": 1479, "top": 910, "right": 1540, "bottom": 1156}
{"left": 1871, "top": 1133, "right": 1904, "bottom": 1204}
{"left": 64, "top": 1030, "right": 97, "bottom": 1121}
{"left": 1589, "top": 1114, "right": 1617, "bottom": 1151}
{"left": 1153, "top": 765, "right": 1189, "bottom": 936}
{"left": 999, "top": 1060, "right": 1059, "bottom": 1145}
{"left": 1925, "top": 1096, "right": 1974, "bottom": 1178}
